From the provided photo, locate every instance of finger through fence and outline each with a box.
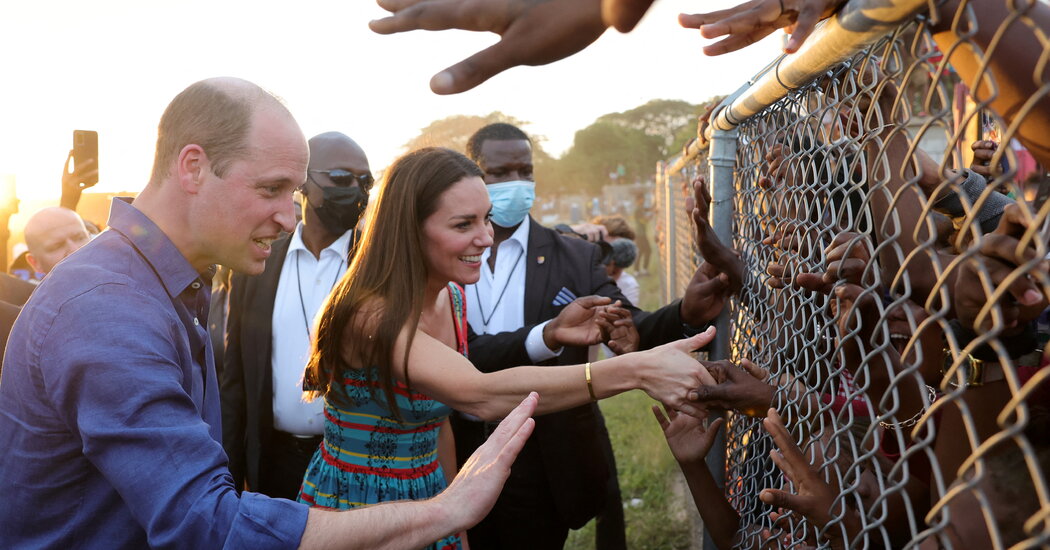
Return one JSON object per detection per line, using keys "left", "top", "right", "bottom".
{"left": 655, "top": 1, "right": 1050, "bottom": 548}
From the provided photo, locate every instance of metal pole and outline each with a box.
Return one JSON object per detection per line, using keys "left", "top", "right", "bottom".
{"left": 700, "top": 125, "right": 738, "bottom": 550}
{"left": 664, "top": 162, "right": 678, "bottom": 304}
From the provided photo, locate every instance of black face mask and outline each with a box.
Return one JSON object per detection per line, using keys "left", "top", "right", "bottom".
{"left": 309, "top": 180, "right": 368, "bottom": 235}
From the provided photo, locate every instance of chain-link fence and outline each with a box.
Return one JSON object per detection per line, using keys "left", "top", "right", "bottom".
{"left": 654, "top": 1, "right": 1050, "bottom": 548}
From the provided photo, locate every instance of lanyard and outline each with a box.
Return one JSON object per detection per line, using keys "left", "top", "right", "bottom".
{"left": 474, "top": 247, "right": 525, "bottom": 331}
{"left": 295, "top": 251, "right": 345, "bottom": 337}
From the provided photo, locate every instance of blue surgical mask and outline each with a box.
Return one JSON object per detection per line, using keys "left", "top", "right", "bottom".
{"left": 487, "top": 180, "right": 536, "bottom": 228}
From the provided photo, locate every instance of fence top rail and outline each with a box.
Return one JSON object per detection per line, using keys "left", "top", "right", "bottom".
{"left": 707, "top": 0, "right": 929, "bottom": 137}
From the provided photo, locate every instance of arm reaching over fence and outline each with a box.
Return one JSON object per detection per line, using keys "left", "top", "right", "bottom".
{"left": 369, "top": 0, "right": 607, "bottom": 94}
{"left": 677, "top": 0, "right": 846, "bottom": 55}
{"left": 929, "top": 0, "right": 1050, "bottom": 168}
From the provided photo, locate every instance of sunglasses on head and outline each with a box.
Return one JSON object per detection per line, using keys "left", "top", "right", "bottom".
{"left": 309, "top": 168, "right": 374, "bottom": 190}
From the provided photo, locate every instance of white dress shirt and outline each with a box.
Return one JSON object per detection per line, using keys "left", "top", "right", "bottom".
{"left": 466, "top": 217, "right": 560, "bottom": 363}
{"left": 271, "top": 224, "right": 352, "bottom": 436}
{"left": 616, "top": 271, "right": 641, "bottom": 306}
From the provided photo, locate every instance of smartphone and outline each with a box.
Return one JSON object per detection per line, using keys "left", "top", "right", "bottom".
{"left": 72, "top": 130, "right": 99, "bottom": 186}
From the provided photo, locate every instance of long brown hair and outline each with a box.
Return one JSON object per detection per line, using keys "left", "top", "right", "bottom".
{"left": 305, "top": 147, "right": 483, "bottom": 417}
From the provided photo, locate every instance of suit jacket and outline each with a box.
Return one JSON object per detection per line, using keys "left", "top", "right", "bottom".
{"left": 0, "top": 273, "right": 34, "bottom": 307}
{"left": 466, "top": 218, "right": 686, "bottom": 528}
{"left": 0, "top": 274, "right": 35, "bottom": 373}
{"left": 220, "top": 237, "right": 292, "bottom": 491}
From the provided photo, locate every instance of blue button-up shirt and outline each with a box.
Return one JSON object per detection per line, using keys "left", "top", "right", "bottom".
{"left": 0, "top": 198, "right": 308, "bottom": 549}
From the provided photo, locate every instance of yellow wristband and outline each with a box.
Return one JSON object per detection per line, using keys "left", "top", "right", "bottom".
{"left": 585, "top": 362, "right": 598, "bottom": 401}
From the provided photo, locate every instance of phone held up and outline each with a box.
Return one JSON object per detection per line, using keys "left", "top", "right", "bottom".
{"left": 72, "top": 130, "right": 99, "bottom": 186}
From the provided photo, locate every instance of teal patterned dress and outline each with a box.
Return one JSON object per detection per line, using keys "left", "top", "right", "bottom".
{"left": 298, "top": 284, "right": 467, "bottom": 550}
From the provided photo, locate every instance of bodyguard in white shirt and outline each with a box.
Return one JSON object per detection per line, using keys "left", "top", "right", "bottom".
{"left": 221, "top": 132, "right": 371, "bottom": 498}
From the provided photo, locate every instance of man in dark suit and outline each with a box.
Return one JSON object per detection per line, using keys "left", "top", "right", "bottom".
{"left": 220, "top": 132, "right": 371, "bottom": 498}
{"left": 0, "top": 272, "right": 33, "bottom": 373}
{"left": 454, "top": 123, "right": 732, "bottom": 549}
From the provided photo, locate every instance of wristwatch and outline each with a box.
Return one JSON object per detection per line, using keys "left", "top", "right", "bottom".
{"left": 941, "top": 349, "right": 1004, "bottom": 388}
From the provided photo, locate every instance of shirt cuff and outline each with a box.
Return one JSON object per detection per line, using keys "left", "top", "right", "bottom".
{"left": 526, "top": 321, "right": 563, "bottom": 362}
{"left": 226, "top": 491, "right": 310, "bottom": 550}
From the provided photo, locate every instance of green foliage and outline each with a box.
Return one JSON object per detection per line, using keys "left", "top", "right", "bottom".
{"left": 402, "top": 112, "right": 524, "bottom": 154}
{"left": 400, "top": 111, "right": 560, "bottom": 197}
{"left": 553, "top": 121, "right": 664, "bottom": 196}
{"left": 598, "top": 99, "right": 703, "bottom": 158}
{"left": 401, "top": 97, "right": 728, "bottom": 202}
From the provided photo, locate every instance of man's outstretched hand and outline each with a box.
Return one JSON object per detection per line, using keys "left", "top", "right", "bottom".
{"left": 370, "top": 0, "right": 608, "bottom": 94}
{"left": 437, "top": 392, "right": 538, "bottom": 533}
{"left": 370, "top": 0, "right": 848, "bottom": 94}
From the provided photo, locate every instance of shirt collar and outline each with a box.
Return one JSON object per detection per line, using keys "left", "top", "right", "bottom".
{"left": 482, "top": 216, "right": 530, "bottom": 266}
{"left": 506, "top": 216, "right": 530, "bottom": 249}
{"left": 286, "top": 222, "right": 353, "bottom": 259}
{"left": 107, "top": 197, "right": 208, "bottom": 299}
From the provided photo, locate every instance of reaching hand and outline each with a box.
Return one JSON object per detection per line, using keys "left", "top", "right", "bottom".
{"left": 693, "top": 359, "right": 774, "bottom": 417}
{"left": 678, "top": 0, "right": 846, "bottom": 56}
{"left": 687, "top": 176, "right": 744, "bottom": 292}
{"left": 370, "top": 0, "right": 608, "bottom": 94}
{"left": 651, "top": 403, "right": 724, "bottom": 465}
{"left": 597, "top": 302, "right": 640, "bottom": 354}
{"left": 968, "top": 140, "right": 999, "bottom": 179}
{"left": 791, "top": 231, "right": 875, "bottom": 293}
{"left": 760, "top": 408, "right": 859, "bottom": 546}
{"left": 543, "top": 295, "right": 614, "bottom": 349}
{"left": 635, "top": 328, "right": 718, "bottom": 418}
{"left": 954, "top": 201, "right": 1048, "bottom": 333}
{"left": 681, "top": 261, "right": 734, "bottom": 326}
{"left": 757, "top": 143, "right": 789, "bottom": 189}
{"left": 438, "top": 393, "right": 537, "bottom": 532}
{"left": 681, "top": 176, "right": 743, "bottom": 325}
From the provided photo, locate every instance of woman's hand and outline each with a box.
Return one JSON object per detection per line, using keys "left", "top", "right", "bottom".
{"left": 632, "top": 328, "right": 718, "bottom": 418}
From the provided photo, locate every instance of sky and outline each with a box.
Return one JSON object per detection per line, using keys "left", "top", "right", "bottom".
{"left": 0, "top": 0, "right": 783, "bottom": 207}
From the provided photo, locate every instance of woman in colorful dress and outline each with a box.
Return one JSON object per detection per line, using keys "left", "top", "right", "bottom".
{"left": 298, "top": 147, "right": 715, "bottom": 549}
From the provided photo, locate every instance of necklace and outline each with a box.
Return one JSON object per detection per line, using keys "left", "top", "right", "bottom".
{"left": 473, "top": 247, "right": 525, "bottom": 330}
{"left": 295, "top": 250, "right": 345, "bottom": 336}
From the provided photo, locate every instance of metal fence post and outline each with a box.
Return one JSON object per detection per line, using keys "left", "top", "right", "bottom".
{"left": 664, "top": 163, "right": 678, "bottom": 305}
{"left": 701, "top": 125, "right": 737, "bottom": 550}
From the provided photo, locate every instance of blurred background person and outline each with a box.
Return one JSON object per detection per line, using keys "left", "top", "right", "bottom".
{"left": 604, "top": 238, "right": 640, "bottom": 305}
{"left": 23, "top": 207, "right": 91, "bottom": 277}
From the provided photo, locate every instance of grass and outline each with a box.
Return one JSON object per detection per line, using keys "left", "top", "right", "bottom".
{"left": 564, "top": 266, "right": 697, "bottom": 550}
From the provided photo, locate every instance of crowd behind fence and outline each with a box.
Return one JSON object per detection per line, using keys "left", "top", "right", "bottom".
{"left": 654, "top": 1, "right": 1050, "bottom": 548}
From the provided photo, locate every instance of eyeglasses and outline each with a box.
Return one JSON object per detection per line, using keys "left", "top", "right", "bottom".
{"left": 308, "top": 168, "right": 374, "bottom": 190}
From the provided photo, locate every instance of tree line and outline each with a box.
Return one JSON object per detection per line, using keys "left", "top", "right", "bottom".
{"left": 401, "top": 97, "right": 725, "bottom": 197}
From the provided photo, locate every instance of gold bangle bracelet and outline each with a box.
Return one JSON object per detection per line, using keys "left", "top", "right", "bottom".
{"left": 585, "top": 362, "right": 598, "bottom": 401}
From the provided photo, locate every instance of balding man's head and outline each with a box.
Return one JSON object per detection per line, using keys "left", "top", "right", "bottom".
{"left": 149, "top": 77, "right": 294, "bottom": 186}
{"left": 24, "top": 207, "right": 91, "bottom": 275}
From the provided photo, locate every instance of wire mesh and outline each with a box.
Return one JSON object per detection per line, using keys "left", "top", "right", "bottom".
{"left": 656, "top": 2, "right": 1050, "bottom": 548}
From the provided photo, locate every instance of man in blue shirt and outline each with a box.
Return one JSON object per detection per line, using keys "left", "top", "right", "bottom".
{"left": 0, "top": 77, "right": 537, "bottom": 550}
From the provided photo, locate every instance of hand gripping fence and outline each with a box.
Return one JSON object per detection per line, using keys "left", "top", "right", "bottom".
{"left": 655, "top": 1, "right": 1050, "bottom": 548}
